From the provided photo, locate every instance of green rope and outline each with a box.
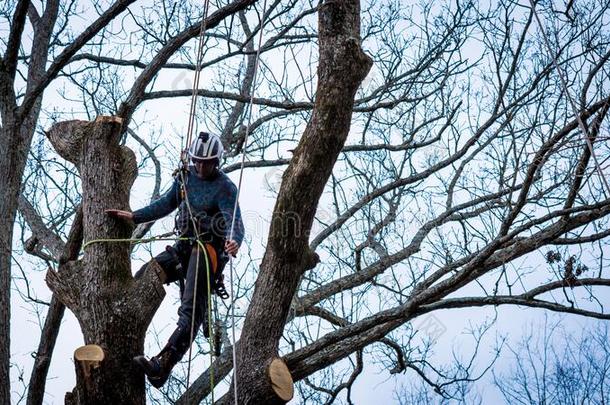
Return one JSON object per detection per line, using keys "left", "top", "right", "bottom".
{"left": 195, "top": 240, "right": 216, "bottom": 404}
{"left": 83, "top": 235, "right": 217, "bottom": 402}
{"left": 82, "top": 236, "right": 190, "bottom": 251}
{"left": 186, "top": 240, "right": 215, "bottom": 403}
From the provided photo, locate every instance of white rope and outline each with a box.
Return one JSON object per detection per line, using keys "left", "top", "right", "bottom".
{"left": 180, "top": 0, "right": 212, "bottom": 397}
{"left": 528, "top": 0, "right": 610, "bottom": 198}
{"left": 184, "top": 0, "right": 212, "bottom": 161}
{"left": 176, "top": 1, "right": 269, "bottom": 402}
{"left": 226, "top": 1, "right": 270, "bottom": 403}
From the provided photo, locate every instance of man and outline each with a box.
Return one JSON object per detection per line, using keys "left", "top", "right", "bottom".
{"left": 107, "top": 131, "right": 244, "bottom": 388}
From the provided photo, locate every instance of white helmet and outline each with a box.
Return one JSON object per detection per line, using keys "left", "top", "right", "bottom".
{"left": 188, "top": 131, "right": 224, "bottom": 162}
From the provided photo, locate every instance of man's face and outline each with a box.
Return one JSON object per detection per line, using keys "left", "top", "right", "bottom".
{"left": 193, "top": 159, "right": 216, "bottom": 179}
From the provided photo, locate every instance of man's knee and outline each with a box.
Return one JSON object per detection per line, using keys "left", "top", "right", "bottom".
{"left": 154, "top": 245, "right": 186, "bottom": 284}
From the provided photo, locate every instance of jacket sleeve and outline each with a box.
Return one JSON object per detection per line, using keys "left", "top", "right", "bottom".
{"left": 132, "top": 179, "right": 181, "bottom": 224}
{"left": 218, "top": 181, "right": 245, "bottom": 246}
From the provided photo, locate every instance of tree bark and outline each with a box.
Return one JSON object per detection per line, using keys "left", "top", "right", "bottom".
{"left": 0, "top": 126, "right": 20, "bottom": 405}
{"left": 27, "top": 296, "right": 66, "bottom": 405}
{"left": 45, "top": 117, "right": 166, "bottom": 404}
{"left": 1, "top": 0, "right": 113, "bottom": 400}
{"left": 0, "top": 1, "right": 254, "bottom": 403}
{"left": 224, "top": 1, "right": 372, "bottom": 403}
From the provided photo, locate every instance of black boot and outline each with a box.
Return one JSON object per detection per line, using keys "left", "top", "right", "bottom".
{"left": 133, "top": 348, "right": 181, "bottom": 389}
{"left": 134, "top": 326, "right": 190, "bottom": 389}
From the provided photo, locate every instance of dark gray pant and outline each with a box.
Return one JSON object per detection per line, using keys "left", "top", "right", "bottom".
{"left": 152, "top": 239, "right": 227, "bottom": 355}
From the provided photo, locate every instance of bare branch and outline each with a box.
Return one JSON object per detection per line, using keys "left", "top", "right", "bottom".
{"left": 117, "top": 0, "right": 257, "bottom": 125}
{"left": 18, "top": 194, "right": 65, "bottom": 259}
{"left": 18, "top": 0, "right": 138, "bottom": 121}
{"left": 127, "top": 128, "right": 162, "bottom": 240}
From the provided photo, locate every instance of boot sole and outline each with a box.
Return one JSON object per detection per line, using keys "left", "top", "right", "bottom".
{"left": 133, "top": 356, "right": 170, "bottom": 389}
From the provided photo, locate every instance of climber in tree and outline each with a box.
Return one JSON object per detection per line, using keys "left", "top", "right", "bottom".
{"left": 107, "top": 131, "right": 245, "bottom": 388}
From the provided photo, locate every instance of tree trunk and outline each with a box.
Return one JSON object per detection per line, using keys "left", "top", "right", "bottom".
{"left": 1, "top": 4, "right": 60, "bottom": 400}
{"left": 0, "top": 102, "right": 46, "bottom": 404}
{"left": 0, "top": 124, "right": 23, "bottom": 405}
{"left": 45, "top": 117, "right": 167, "bottom": 404}
{"left": 225, "top": 1, "right": 373, "bottom": 403}
{"left": 27, "top": 296, "right": 66, "bottom": 405}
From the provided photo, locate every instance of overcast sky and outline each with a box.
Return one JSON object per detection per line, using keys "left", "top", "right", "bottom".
{"left": 7, "top": 0, "right": 610, "bottom": 404}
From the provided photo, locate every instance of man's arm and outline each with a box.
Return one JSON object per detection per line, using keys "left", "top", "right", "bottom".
{"left": 107, "top": 179, "right": 181, "bottom": 224}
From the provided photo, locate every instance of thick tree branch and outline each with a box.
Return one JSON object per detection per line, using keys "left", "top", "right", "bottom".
{"left": 3, "top": 0, "right": 30, "bottom": 79}
{"left": 302, "top": 185, "right": 522, "bottom": 310}
{"left": 521, "top": 277, "right": 610, "bottom": 299}
{"left": 143, "top": 89, "right": 313, "bottom": 110}
{"left": 68, "top": 53, "right": 194, "bottom": 70}
{"left": 553, "top": 228, "right": 610, "bottom": 245}
{"left": 417, "top": 201, "right": 610, "bottom": 306}
{"left": 223, "top": 1, "right": 372, "bottom": 403}
{"left": 287, "top": 284, "right": 610, "bottom": 386}
{"left": 299, "top": 305, "right": 405, "bottom": 376}
{"left": 26, "top": 297, "right": 64, "bottom": 405}
{"left": 421, "top": 295, "right": 610, "bottom": 320}
{"left": 280, "top": 200, "right": 610, "bottom": 385}
{"left": 27, "top": 3, "right": 40, "bottom": 26}
{"left": 224, "top": 158, "right": 291, "bottom": 173}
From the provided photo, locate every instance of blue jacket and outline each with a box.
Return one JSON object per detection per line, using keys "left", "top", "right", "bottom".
{"left": 133, "top": 168, "right": 245, "bottom": 246}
